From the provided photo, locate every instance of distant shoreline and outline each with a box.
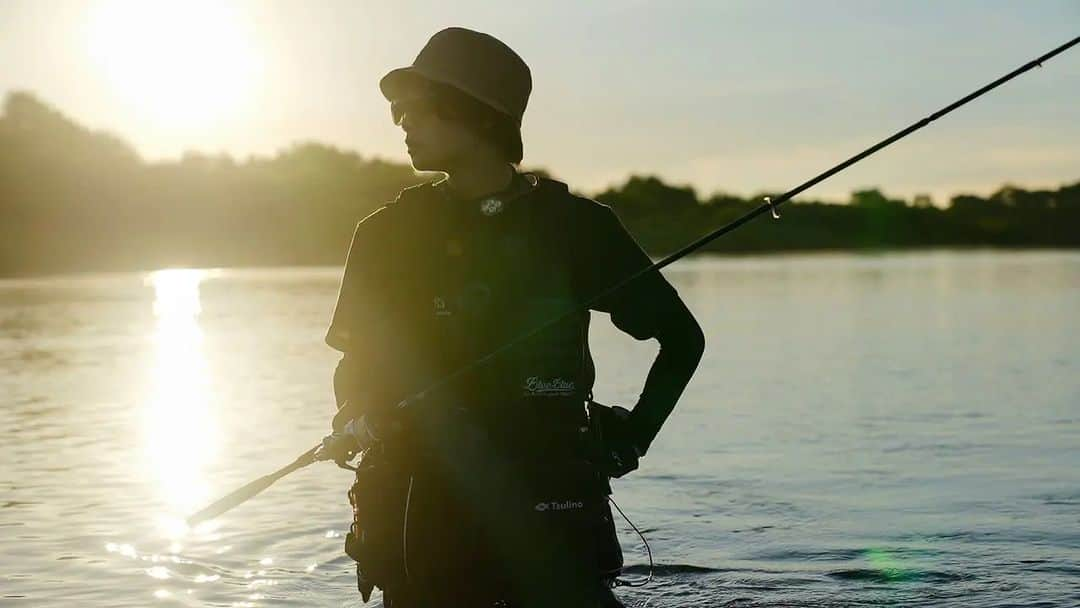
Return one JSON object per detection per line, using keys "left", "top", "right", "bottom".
{"left": 4, "top": 246, "right": 1077, "bottom": 283}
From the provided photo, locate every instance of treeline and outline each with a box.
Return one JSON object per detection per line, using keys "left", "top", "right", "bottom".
{"left": 1, "top": 91, "right": 1077, "bottom": 277}
{"left": 597, "top": 177, "right": 1080, "bottom": 255}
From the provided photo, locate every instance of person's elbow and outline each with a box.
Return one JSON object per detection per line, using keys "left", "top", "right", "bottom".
{"left": 657, "top": 299, "right": 706, "bottom": 364}
{"left": 683, "top": 310, "right": 706, "bottom": 365}
{"left": 690, "top": 312, "right": 705, "bottom": 354}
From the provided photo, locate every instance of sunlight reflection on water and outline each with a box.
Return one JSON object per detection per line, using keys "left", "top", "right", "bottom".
{"left": 142, "top": 269, "right": 221, "bottom": 530}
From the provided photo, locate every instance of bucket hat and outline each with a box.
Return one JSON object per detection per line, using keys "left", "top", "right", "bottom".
{"left": 380, "top": 27, "right": 532, "bottom": 126}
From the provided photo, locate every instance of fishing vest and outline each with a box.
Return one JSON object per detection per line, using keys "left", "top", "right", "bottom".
{"left": 348, "top": 174, "right": 599, "bottom": 435}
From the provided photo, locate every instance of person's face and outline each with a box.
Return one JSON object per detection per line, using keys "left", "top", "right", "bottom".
{"left": 392, "top": 95, "right": 489, "bottom": 172}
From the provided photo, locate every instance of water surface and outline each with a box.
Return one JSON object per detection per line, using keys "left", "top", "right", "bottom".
{"left": 2, "top": 251, "right": 1078, "bottom": 607}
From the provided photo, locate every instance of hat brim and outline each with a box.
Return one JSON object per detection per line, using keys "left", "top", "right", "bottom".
{"left": 380, "top": 66, "right": 452, "bottom": 102}
{"left": 379, "top": 66, "right": 520, "bottom": 125}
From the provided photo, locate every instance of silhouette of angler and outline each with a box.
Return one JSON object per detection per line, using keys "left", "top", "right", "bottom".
{"left": 319, "top": 27, "right": 705, "bottom": 607}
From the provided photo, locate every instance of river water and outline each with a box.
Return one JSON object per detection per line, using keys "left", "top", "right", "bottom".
{"left": 2, "top": 251, "right": 1078, "bottom": 607}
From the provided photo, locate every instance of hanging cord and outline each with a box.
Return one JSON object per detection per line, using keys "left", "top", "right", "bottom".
{"left": 608, "top": 496, "right": 654, "bottom": 588}
{"left": 402, "top": 475, "right": 415, "bottom": 581}
{"left": 395, "top": 36, "right": 1080, "bottom": 414}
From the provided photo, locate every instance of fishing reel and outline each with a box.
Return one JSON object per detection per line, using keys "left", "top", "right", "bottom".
{"left": 317, "top": 413, "right": 390, "bottom": 471}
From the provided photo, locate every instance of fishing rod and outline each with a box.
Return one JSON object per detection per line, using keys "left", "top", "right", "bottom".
{"left": 187, "top": 35, "right": 1080, "bottom": 525}
{"left": 188, "top": 446, "right": 319, "bottom": 525}
{"left": 399, "top": 35, "right": 1080, "bottom": 408}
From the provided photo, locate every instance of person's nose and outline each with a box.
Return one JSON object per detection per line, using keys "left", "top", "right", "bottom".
{"left": 399, "top": 110, "right": 416, "bottom": 133}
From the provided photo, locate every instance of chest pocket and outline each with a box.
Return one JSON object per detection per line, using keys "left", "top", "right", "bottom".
{"left": 421, "top": 202, "right": 587, "bottom": 408}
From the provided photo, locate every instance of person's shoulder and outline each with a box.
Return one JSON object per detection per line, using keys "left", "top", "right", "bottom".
{"left": 356, "top": 178, "right": 442, "bottom": 228}
{"left": 532, "top": 175, "right": 613, "bottom": 222}
{"left": 393, "top": 178, "right": 443, "bottom": 208}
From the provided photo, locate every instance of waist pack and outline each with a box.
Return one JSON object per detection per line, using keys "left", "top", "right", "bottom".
{"left": 343, "top": 447, "right": 623, "bottom": 603}
{"left": 344, "top": 450, "right": 411, "bottom": 601}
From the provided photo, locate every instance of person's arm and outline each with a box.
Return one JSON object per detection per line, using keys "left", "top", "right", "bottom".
{"left": 332, "top": 354, "right": 375, "bottom": 431}
{"left": 624, "top": 290, "right": 705, "bottom": 454}
{"left": 325, "top": 206, "right": 394, "bottom": 431}
{"left": 582, "top": 204, "right": 706, "bottom": 456}
{"left": 318, "top": 203, "right": 407, "bottom": 463}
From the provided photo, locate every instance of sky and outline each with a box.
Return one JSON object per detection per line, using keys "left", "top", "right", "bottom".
{"left": 1, "top": 0, "right": 1077, "bottom": 202}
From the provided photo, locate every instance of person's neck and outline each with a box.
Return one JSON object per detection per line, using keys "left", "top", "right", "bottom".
{"left": 444, "top": 159, "right": 515, "bottom": 201}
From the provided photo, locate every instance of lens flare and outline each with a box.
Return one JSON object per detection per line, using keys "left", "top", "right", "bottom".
{"left": 864, "top": 547, "right": 915, "bottom": 582}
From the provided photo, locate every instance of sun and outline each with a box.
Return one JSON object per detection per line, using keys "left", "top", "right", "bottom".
{"left": 87, "top": 0, "right": 262, "bottom": 129}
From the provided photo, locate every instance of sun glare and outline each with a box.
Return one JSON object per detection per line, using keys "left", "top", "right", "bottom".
{"left": 87, "top": 0, "right": 262, "bottom": 129}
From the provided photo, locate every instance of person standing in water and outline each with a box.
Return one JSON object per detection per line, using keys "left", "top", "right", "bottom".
{"left": 317, "top": 27, "right": 705, "bottom": 607}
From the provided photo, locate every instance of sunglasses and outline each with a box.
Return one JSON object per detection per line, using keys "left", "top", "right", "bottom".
{"left": 391, "top": 95, "right": 464, "bottom": 126}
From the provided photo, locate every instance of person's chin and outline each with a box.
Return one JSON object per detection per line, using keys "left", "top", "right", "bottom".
{"left": 408, "top": 151, "right": 445, "bottom": 173}
{"left": 407, "top": 149, "right": 428, "bottom": 169}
